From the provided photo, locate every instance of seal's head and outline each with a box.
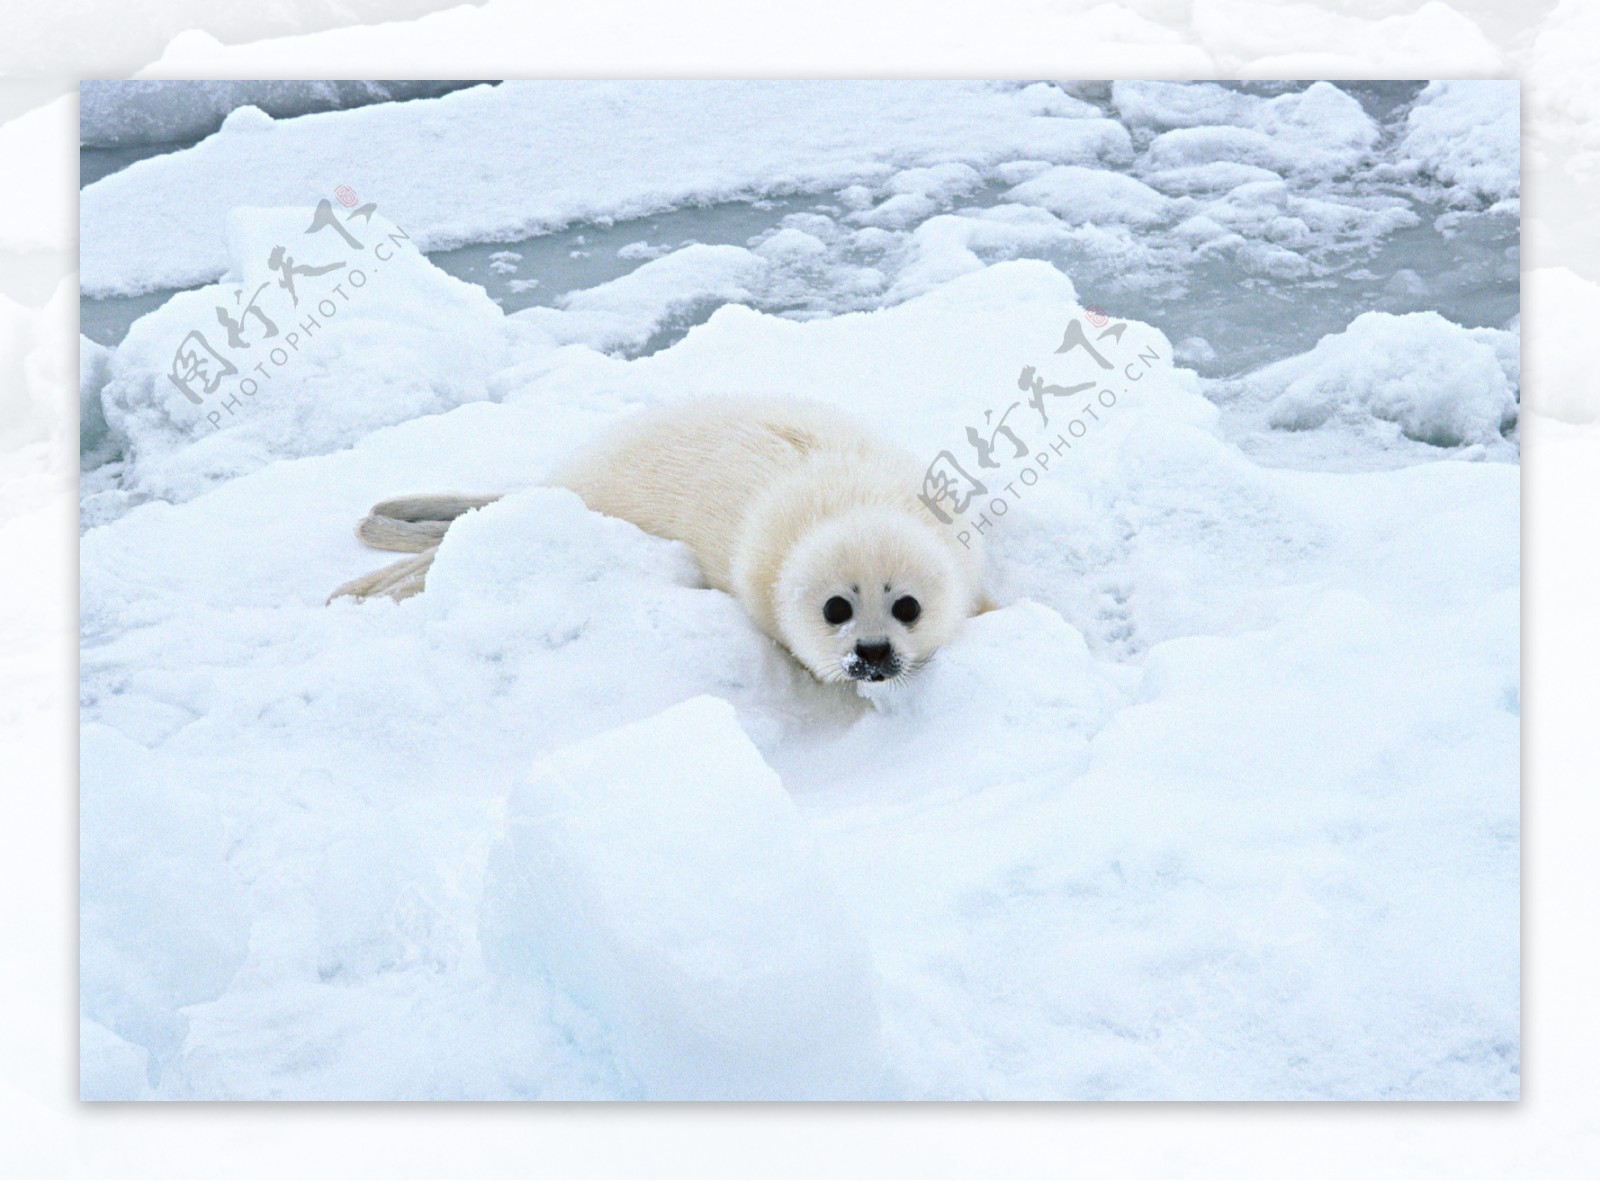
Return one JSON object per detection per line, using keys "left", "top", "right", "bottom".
{"left": 774, "top": 508, "right": 968, "bottom": 686}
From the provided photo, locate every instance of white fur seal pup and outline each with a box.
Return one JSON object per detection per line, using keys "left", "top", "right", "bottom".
{"left": 331, "top": 397, "right": 991, "bottom": 685}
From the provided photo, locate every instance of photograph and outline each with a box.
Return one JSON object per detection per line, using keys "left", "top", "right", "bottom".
{"left": 75, "top": 78, "right": 1522, "bottom": 1102}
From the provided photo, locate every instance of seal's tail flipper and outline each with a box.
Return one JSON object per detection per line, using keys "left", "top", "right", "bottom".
{"left": 355, "top": 492, "right": 502, "bottom": 553}
{"left": 331, "top": 492, "right": 502, "bottom": 605}
{"left": 327, "top": 546, "right": 439, "bottom": 604}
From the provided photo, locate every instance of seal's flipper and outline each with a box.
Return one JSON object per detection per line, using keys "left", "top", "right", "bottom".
{"left": 356, "top": 493, "right": 503, "bottom": 553}
{"left": 327, "top": 546, "right": 439, "bottom": 604}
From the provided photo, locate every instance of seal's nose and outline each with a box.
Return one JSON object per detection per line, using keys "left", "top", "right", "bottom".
{"left": 855, "top": 640, "right": 891, "bottom": 666}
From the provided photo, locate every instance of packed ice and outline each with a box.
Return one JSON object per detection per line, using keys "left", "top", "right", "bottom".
{"left": 78, "top": 80, "right": 1520, "bottom": 1100}
{"left": 79, "top": 80, "right": 477, "bottom": 148}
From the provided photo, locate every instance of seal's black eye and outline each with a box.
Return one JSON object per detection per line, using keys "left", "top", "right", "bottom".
{"left": 892, "top": 595, "right": 921, "bottom": 624}
{"left": 823, "top": 596, "right": 853, "bottom": 625}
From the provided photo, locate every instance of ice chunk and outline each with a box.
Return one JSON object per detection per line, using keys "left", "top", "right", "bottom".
{"left": 487, "top": 250, "right": 522, "bottom": 274}
{"left": 850, "top": 162, "right": 988, "bottom": 229}
{"left": 80, "top": 725, "right": 252, "bottom": 1093}
{"left": 1249, "top": 311, "right": 1518, "bottom": 447}
{"left": 1013, "top": 82, "right": 1101, "bottom": 119}
{"left": 1113, "top": 80, "right": 1258, "bottom": 131}
{"left": 886, "top": 162, "right": 987, "bottom": 203}
{"left": 481, "top": 695, "right": 881, "bottom": 1099}
{"left": 1250, "top": 81, "right": 1380, "bottom": 174}
{"left": 97, "top": 206, "right": 513, "bottom": 511}
{"left": 1133, "top": 82, "right": 1378, "bottom": 180}
{"left": 512, "top": 244, "right": 767, "bottom": 354}
{"left": 1141, "top": 160, "right": 1282, "bottom": 196}
{"left": 884, "top": 207, "right": 1076, "bottom": 302}
{"left": 1004, "top": 164, "right": 1171, "bottom": 226}
{"left": 1399, "top": 80, "right": 1520, "bottom": 202}
{"left": 1144, "top": 125, "right": 1282, "bottom": 174}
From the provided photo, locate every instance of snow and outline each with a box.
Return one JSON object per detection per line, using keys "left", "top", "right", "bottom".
{"left": 79, "top": 81, "right": 1135, "bottom": 298}
{"left": 79, "top": 725, "right": 252, "bottom": 1095}
{"left": 1399, "top": 80, "right": 1521, "bottom": 203}
{"left": 482, "top": 695, "right": 880, "bottom": 1100}
{"left": 1005, "top": 165, "right": 1172, "bottom": 226}
{"left": 1118, "top": 80, "right": 1379, "bottom": 178}
{"left": 511, "top": 243, "right": 767, "bottom": 355}
{"left": 78, "top": 80, "right": 477, "bottom": 147}
{"left": 89, "top": 207, "right": 515, "bottom": 522}
{"left": 882, "top": 206, "right": 1079, "bottom": 303}
{"left": 80, "top": 80, "right": 1516, "bottom": 395}
{"left": 1242, "top": 310, "right": 1519, "bottom": 448}
{"left": 1112, "top": 79, "right": 1258, "bottom": 131}
{"left": 835, "top": 161, "right": 995, "bottom": 234}
{"left": 78, "top": 81, "right": 1520, "bottom": 1101}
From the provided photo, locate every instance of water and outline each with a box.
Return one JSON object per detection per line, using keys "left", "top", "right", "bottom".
{"left": 78, "top": 81, "right": 1519, "bottom": 385}
{"left": 1064, "top": 203, "right": 1518, "bottom": 378}
{"left": 80, "top": 141, "right": 194, "bottom": 187}
{"left": 80, "top": 283, "right": 191, "bottom": 347}
{"left": 81, "top": 190, "right": 1517, "bottom": 385}
{"left": 426, "top": 195, "right": 817, "bottom": 315}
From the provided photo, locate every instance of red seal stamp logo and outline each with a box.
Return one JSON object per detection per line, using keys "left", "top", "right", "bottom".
{"left": 334, "top": 185, "right": 359, "bottom": 208}
{"left": 1085, "top": 306, "right": 1109, "bottom": 328}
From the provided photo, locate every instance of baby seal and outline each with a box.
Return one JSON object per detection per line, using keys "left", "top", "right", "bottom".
{"left": 331, "top": 397, "right": 991, "bottom": 685}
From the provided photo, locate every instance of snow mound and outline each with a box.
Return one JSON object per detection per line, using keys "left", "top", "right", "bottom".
{"left": 1250, "top": 311, "right": 1519, "bottom": 447}
{"left": 94, "top": 206, "right": 513, "bottom": 512}
{"left": 1124, "top": 81, "right": 1379, "bottom": 179}
{"left": 883, "top": 207, "right": 1077, "bottom": 302}
{"left": 1399, "top": 80, "right": 1520, "bottom": 203}
{"left": 878, "top": 601, "right": 1119, "bottom": 752}
{"left": 413, "top": 486, "right": 779, "bottom": 715}
{"left": 481, "top": 695, "right": 880, "bottom": 1099}
{"left": 1112, "top": 80, "right": 1256, "bottom": 131}
{"left": 847, "top": 162, "right": 990, "bottom": 230}
{"left": 1005, "top": 164, "right": 1172, "bottom": 226}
